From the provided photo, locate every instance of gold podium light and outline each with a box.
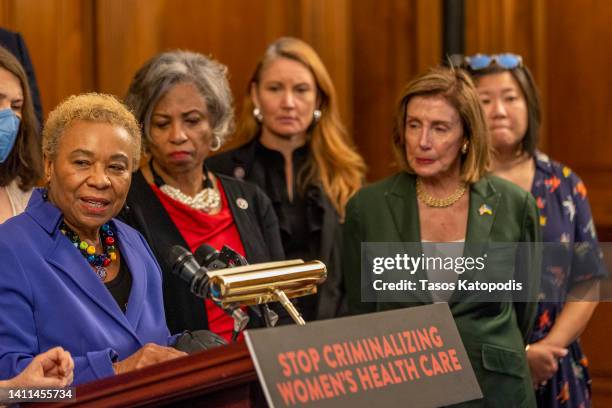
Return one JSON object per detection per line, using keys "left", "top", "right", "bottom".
{"left": 207, "top": 260, "right": 327, "bottom": 325}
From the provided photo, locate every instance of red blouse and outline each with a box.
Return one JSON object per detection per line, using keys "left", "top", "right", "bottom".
{"left": 151, "top": 179, "right": 245, "bottom": 342}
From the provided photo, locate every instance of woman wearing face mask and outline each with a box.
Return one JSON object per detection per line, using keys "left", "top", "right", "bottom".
{"left": 465, "top": 54, "right": 606, "bottom": 407}
{"left": 207, "top": 37, "right": 366, "bottom": 321}
{"left": 0, "top": 46, "right": 42, "bottom": 223}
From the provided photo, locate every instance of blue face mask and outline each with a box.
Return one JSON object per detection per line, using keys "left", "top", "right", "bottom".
{"left": 0, "top": 108, "right": 20, "bottom": 163}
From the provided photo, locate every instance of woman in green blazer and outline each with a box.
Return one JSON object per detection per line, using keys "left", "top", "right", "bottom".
{"left": 343, "top": 67, "right": 541, "bottom": 407}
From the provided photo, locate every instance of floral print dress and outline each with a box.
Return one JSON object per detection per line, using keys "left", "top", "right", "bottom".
{"left": 529, "top": 151, "right": 607, "bottom": 408}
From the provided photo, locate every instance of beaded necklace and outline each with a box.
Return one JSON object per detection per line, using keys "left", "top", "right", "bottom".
{"left": 60, "top": 222, "right": 118, "bottom": 281}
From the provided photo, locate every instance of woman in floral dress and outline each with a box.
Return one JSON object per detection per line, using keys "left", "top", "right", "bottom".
{"left": 465, "top": 53, "right": 606, "bottom": 407}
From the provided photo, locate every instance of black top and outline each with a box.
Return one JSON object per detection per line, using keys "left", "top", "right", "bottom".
{"left": 120, "top": 170, "right": 285, "bottom": 334}
{"left": 253, "top": 142, "right": 312, "bottom": 262}
{"left": 207, "top": 138, "right": 347, "bottom": 320}
{"left": 105, "top": 258, "right": 132, "bottom": 314}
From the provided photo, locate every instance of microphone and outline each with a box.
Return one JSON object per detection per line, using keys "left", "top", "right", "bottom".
{"left": 168, "top": 245, "right": 210, "bottom": 298}
{"left": 195, "top": 244, "right": 247, "bottom": 270}
{"left": 168, "top": 245, "right": 250, "bottom": 340}
{"left": 195, "top": 244, "right": 279, "bottom": 327}
{"left": 170, "top": 245, "right": 328, "bottom": 326}
{"left": 195, "top": 244, "right": 225, "bottom": 269}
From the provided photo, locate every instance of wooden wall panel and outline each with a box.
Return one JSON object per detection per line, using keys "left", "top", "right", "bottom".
{"left": 0, "top": 0, "right": 94, "bottom": 119}
{"left": 352, "top": 0, "right": 441, "bottom": 181}
{"left": 545, "top": 2, "right": 612, "bottom": 406}
{"left": 0, "top": 0, "right": 437, "bottom": 181}
{"left": 545, "top": 0, "right": 612, "bottom": 227}
{"left": 1, "top": 0, "right": 611, "bottom": 404}
{"left": 415, "top": 0, "right": 442, "bottom": 74}
{"left": 466, "top": 1, "right": 612, "bottom": 405}
{"left": 163, "top": 0, "right": 300, "bottom": 147}
{"left": 95, "top": 0, "right": 351, "bottom": 151}
{"left": 0, "top": 0, "right": 15, "bottom": 26}
{"left": 299, "top": 0, "right": 353, "bottom": 129}
{"left": 465, "top": 0, "right": 548, "bottom": 150}
{"left": 466, "top": 0, "right": 612, "bottom": 228}
{"left": 94, "top": 0, "right": 165, "bottom": 98}
{"left": 582, "top": 303, "right": 612, "bottom": 406}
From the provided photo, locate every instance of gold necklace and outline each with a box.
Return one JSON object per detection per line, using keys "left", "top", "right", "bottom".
{"left": 416, "top": 177, "right": 466, "bottom": 208}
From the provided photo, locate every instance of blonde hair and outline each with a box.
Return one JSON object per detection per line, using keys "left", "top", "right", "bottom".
{"left": 43, "top": 93, "right": 142, "bottom": 167}
{"left": 237, "top": 37, "right": 365, "bottom": 218}
{"left": 392, "top": 67, "right": 490, "bottom": 183}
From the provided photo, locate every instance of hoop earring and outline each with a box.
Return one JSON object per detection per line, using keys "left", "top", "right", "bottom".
{"left": 313, "top": 109, "right": 322, "bottom": 123}
{"left": 253, "top": 107, "right": 263, "bottom": 123}
{"left": 210, "top": 135, "right": 222, "bottom": 152}
{"left": 461, "top": 141, "right": 469, "bottom": 154}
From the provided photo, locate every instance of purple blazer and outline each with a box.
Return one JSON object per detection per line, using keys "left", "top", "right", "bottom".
{"left": 0, "top": 189, "right": 173, "bottom": 384}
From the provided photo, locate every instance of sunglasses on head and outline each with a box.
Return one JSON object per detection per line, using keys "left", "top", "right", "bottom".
{"left": 462, "top": 53, "right": 523, "bottom": 70}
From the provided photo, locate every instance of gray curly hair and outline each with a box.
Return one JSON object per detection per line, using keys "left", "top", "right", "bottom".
{"left": 125, "top": 50, "right": 234, "bottom": 152}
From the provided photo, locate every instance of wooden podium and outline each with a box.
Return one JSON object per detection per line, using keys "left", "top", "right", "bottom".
{"left": 28, "top": 342, "right": 267, "bottom": 407}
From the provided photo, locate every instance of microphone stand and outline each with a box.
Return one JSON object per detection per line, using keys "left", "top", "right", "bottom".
{"left": 260, "top": 304, "right": 279, "bottom": 327}
{"left": 199, "top": 245, "right": 282, "bottom": 332}
{"left": 228, "top": 306, "right": 250, "bottom": 342}
{"left": 273, "top": 289, "right": 306, "bottom": 326}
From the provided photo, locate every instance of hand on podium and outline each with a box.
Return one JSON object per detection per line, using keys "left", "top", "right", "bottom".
{"left": 113, "top": 343, "right": 187, "bottom": 375}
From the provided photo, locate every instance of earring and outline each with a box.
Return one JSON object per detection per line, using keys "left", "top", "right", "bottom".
{"left": 253, "top": 107, "right": 263, "bottom": 123}
{"left": 461, "top": 142, "right": 469, "bottom": 154}
{"left": 210, "top": 135, "right": 222, "bottom": 152}
{"left": 313, "top": 109, "right": 322, "bottom": 122}
{"left": 42, "top": 181, "right": 50, "bottom": 200}
{"left": 515, "top": 144, "right": 524, "bottom": 157}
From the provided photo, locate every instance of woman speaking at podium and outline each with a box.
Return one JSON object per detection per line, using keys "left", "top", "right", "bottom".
{"left": 0, "top": 94, "right": 185, "bottom": 385}
{"left": 343, "top": 67, "right": 541, "bottom": 406}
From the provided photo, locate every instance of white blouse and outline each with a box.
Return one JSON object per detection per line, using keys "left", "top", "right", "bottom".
{"left": 3, "top": 179, "right": 32, "bottom": 219}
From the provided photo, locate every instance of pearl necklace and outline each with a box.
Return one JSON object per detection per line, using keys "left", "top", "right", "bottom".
{"left": 150, "top": 161, "right": 221, "bottom": 213}
{"left": 416, "top": 177, "right": 466, "bottom": 208}
{"left": 159, "top": 184, "right": 220, "bottom": 211}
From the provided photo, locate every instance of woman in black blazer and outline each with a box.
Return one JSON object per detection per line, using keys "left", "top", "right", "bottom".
{"left": 207, "top": 37, "right": 366, "bottom": 321}
{"left": 122, "top": 50, "right": 284, "bottom": 338}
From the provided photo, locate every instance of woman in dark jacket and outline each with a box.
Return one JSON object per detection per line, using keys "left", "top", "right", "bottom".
{"left": 207, "top": 37, "right": 366, "bottom": 321}
{"left": 343, "top": 67, "right": 541, "bottom": 407}
{"left": 122, "top": 50, "right": 284, "bottom": 340}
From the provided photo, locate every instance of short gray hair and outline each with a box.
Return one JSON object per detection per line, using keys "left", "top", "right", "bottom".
{"left": 125, "top": 50, "right": 234, "bottom": 152}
